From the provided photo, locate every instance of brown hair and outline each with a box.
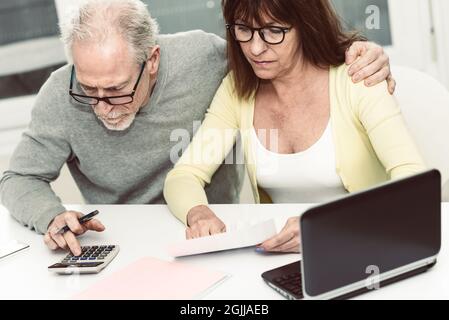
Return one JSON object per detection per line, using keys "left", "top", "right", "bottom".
{"left": 222, "top": 0, "right": 366, "bottom": 100}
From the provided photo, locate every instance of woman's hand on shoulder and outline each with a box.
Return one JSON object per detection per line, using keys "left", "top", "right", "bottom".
{"left": 346, "top": 41, "right": 396, "bottom": 95}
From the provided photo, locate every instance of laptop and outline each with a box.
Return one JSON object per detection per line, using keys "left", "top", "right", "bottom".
{"left": 262, "top": 169, "right": 441, "bottom": 300}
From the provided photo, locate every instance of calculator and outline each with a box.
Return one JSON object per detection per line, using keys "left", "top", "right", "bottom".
{"left": 48, "top": 245, "right": 119, "bottom": 274}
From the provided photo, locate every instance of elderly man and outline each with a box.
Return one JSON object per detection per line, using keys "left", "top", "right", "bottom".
{"left": 0, "top": 0, "right": 394, "bottom": 256}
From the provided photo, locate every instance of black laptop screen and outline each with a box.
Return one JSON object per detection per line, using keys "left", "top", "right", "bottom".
{"left": 300, "top": 170, "right": 441, "bottom": 297}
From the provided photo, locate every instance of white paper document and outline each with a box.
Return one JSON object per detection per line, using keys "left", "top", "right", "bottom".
{"left": 167, "top": 219, "right": 277, "bottom": 257}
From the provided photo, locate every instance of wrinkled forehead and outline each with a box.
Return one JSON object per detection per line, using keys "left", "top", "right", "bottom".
{"left": 71, "top": 36, "right": 139, "bottom": 83}
{"left": 72, "top": 33, "right": 136, "bottom": 70}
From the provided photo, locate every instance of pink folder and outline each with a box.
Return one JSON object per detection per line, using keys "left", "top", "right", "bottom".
{"left": 73, "top": 257, "right": 228, "bottom": 300}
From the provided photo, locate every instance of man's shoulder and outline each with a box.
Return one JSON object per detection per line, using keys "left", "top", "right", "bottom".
{"left": 157, "top": 30, "right": 228, "bottom": 89}
{"left": 31, "top": 64, "right": 74, "bottom": 121}
{"left": 42, "top": 63, "right": 71, "bottom": 84}
{"left": 157, "top": 30, "right": 226, "bottom": 61}
{"left": 38, "top": 64, "right": 72, "bottom": 99}
{"left": 157, "top": 30, "right": 225, "bottom": 48}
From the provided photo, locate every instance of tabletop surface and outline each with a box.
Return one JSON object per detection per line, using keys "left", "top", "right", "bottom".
{"left": 1, "top": 203, "right": 448, "bottom": 300}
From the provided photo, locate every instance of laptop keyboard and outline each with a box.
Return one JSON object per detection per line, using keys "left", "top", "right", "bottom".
{"left": 273, "top": 271, "right": 303, "bottom": 299}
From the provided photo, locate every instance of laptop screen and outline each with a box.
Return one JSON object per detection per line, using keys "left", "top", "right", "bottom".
{"left": 300, "top": 170, "right": 441, "bottom": 297}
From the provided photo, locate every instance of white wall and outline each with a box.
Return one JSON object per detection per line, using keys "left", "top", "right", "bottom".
{"left": 386, "top": 0, "right": 449, "bottom": 89}
{"left": 431, "top": 0, "right": 449, "bottom": 89}
{"left": 54, "top": 0, "right": 82, "bottom": 20}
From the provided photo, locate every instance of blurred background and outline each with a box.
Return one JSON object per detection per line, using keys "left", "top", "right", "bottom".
{"left": 1, "top": 0, "right": 448, "bottom": 203}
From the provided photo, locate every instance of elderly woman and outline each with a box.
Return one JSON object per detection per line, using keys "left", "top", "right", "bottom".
{"left": 164, "top": 0, "right": 425, "bottom": 253}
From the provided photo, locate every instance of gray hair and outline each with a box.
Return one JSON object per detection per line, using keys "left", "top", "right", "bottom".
{"left": 60, "top": 0, "right": 159, "bottom": 64}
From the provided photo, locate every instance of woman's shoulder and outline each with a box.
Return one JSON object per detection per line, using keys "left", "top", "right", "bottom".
{"left": 330, "top": 63, "right": 350, "bottom": 82}
{"left": 209, "top": 72, "right": 255, "bottom": 125}
{"left": 330, "top": 63, "right": 394, "bottom": 111}
{"left": 222, "top": 71, "right": 237, "bottom": 88}
{"left": 215, "top": 72, "right": 239, "bottom": 102}
{"left": 219, "top": 72, "right": 254, "bottom": 104}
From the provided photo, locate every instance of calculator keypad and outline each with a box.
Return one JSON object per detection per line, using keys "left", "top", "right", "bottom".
{"left": 62, "top": 245, "right": 116, "bottom": 263}
{"left": 49, "top": 245, "right": 119, "bottom": 274}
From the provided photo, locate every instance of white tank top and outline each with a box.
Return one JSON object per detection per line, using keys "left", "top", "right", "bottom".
{"left": 251, "top": 122, "right": 347, "bottom": 203}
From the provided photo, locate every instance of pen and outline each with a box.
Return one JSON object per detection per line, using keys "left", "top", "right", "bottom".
{"left": 55, "top": 210, "right": 100, "bottom": 235}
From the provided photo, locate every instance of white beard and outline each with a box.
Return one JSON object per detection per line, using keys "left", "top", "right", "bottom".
{"left": 98, "top": 113, "right": 137, "bottom": 131}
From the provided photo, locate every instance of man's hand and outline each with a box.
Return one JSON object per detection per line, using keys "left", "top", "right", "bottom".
{"left": 346, "top": 41, "right": 396, "bottom": 94}
{"left": 257, "top": 216, "right": 300, "bottom": 253}
{"left": 44, "top": 211, "right": 105, "bottom": 256}
{"left": 186, "top": 205, "right": 226, "bottom": 239}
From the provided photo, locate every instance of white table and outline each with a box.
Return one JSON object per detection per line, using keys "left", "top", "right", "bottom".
{"left": 1, "top": 203, "right": 448, "bottom": 300}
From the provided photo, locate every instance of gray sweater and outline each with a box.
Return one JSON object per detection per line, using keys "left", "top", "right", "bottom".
{"left": 0, "top": 30, "right": 244, "bottom": 234}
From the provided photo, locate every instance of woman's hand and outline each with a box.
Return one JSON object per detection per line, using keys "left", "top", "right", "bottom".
{"left": 186, "top": 205, "right": 226, "bottom": 239}
{"left": 346, "top": 41, "right": 396, "bottom": 94}
{"left": 257, "top": 217, "right": 301, "bottom": 253}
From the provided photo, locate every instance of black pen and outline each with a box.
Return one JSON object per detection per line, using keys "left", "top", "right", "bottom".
{"left": 55, "top": 210, "right": 100, "bottom": 235}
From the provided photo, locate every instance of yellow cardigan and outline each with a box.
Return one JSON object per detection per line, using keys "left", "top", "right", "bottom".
{"left": 164, "top": 64, "right": 426, "bottom": 225}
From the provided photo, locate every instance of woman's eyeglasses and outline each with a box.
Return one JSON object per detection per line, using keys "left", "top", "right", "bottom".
{"left": 226, "top": 23, "right": 291, "bottom": 45}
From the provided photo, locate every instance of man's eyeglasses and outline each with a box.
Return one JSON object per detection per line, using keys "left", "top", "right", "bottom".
{"left": 226, "top": 23, "right": 291, "bottom": 45}
{"left": 69, "top": 62, "right": 146, "bottom": 106}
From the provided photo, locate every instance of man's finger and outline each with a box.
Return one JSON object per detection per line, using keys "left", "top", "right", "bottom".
{"left": 50, "top": 232, "right": 68, "bottom": 250}
{"left": 345, "top": 41, "right": 366, "bottom": 66}
{"left": 48, "top": 223, "right": 62, "bottom": 235}
{"left": 349, "top": 46, "right": 383, "bottom": 74}
{"left": 348, "top": 48, "right": 385, "bottom": 79}
{"left": 71, "top": 211, "right": 84, "bottom": 219}
{"left": 387, "top": 75, "right": 396, "bottom": 94}
{"left": 65, "top": 214, "right": 86, "bottom": 235}
{"left": 63, "top": 231, "right": 82, "bottom": 256}
{"left": 83, "top": 219, "right": 105, "bottom": 232}
{"left": 364, "top": 65, "right": 390, "bottom": 87}
{"left": 352, "top": 55, "right": 387, "bottom": 84}
{"left": 44, "top": 233, "right": 58, "bottom": 250}
{"left": 49, "top": 221, "right": 69, "bottom": 249}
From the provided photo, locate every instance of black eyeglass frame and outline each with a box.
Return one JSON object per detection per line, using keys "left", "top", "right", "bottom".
{"left": 69, "top": 62, "right": 146, "bottom": 106}
{"left": 226, "top": 23, "right": 291, "bottom": 45}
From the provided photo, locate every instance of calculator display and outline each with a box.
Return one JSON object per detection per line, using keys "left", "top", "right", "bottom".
{"left": 48, "top": 262, "right": 104, "bottom": 268}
